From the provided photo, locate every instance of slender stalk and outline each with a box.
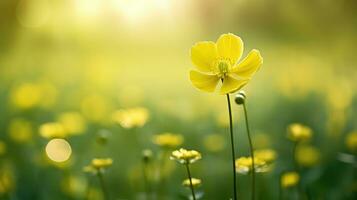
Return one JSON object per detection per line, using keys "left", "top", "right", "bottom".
{"left": 243, "top": 102, "right": 255, "bottom": 200}
{"left": 85, "top": 176, "right": 93, "bottom": 200}
{"left": 278, "top": 172, "right": 283, "bottom": 200}
{"left": 143, "top": 161, "right": 151, "bottom": 200}
{"left": 226, "top": 94, "right": 238, "bottom": 200}
{"left": 292, "top": 142, "right": 299, "bottom": 170}
{"left": 185, "top": 163, "right": 196, "bottom": 200}
{"left": 97, "top": 171, "right": 109, "bottom": 200}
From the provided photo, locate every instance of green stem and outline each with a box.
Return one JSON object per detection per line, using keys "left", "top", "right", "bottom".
{"left": 292, "top": 142, "right": 299, "bottom": 170}
{"left": 143, "top": 160, "right": 151, "bottom": 200}
{"left": 226, "top": 94, "right": 238, "bottom": 200}
{"left": 243, "top": 102, "right": 255, "bottom": 200}
{"left": 85, "top": 176, "right": 93, "bottom": 200}
{"left": 97, "top": 171, "right": 109, "bottom": 200}
{"left": 185, "top": 163, "right": 196, "bottom": 200}
{"left": 278, "top": 172, "right": 283, "bottom": 200}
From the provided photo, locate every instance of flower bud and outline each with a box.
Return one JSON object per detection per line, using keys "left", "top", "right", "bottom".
{"left": 235, "top": 91, "right": 246, "bottom": 105}
{"left": 142, "top": 149, "right": 153, "bottom": 162}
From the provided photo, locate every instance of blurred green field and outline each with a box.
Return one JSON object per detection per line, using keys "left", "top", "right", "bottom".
{"left": 0, "top": 0, "right": 357, "bottom": 200}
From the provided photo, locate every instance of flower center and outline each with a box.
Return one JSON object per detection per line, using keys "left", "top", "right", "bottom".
{"left": 215, "top": 60, "right": 231, "bottom": 78}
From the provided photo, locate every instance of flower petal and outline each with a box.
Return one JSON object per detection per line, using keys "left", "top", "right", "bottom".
{"left": 216, "top": 33, "right": 244, "bottom": 65}
{"left": 190, "top": 41, "right": 218, "bottom": 72}
{"left": 233, "top": 49, "right": 263, "bottom": 79}
{"left": 189, "top": 70, "right": 219, "bottom": 93}
{"left": 220, "top": 76, "right": 248, "bottom": 94}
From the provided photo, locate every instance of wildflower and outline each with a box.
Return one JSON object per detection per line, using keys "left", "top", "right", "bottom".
{"left": 58, "top": 112, "right": 86, "bottom": 135}
{"left": 91, "top": 158, "right": 113, "bottom": 169}
{"left": 254, "top": 149, "right": 277, "bottom": 164}
{"left": 10, "top": 83, "right": 43, "bottom": 109}
{"left": 112, "top": 107, "right": 149, "bottom": 129}
{"left": 152, "top": 133, "right": 184, "bottom": 148}
{"left": 287, "top": 123, "right": 312, "bottom": 142}
{"left": 8, "top": 118, "right": 33, "bottom": 143}
{"left": 61, "top": 175, "right": 87, "bottom": 197}
{"left": 142, "top": 149, "right": 153, "bottom": 162}
{"left": 170, "top": 148, "right": 201, "bottom": 164}
{"left": 172, "top": 148, "right": 202, "bottom": 200}
{"left": 83, "top": 158, "right": 113, "bottom": 174}
{"left": 345, "top": 131, "right": 357, "bottom": 152}
{"left": 296, "top": 145, "right": 320, "bottom": 167}
{"left": 0, "top": 141, "right": 6, "bottom": 156}
{"left": 281, "top": 172, "right": 299, "bottom": 188}
{"left": 189, "top": 33, "right": 263, "bottom": 94}
{"left": 182, "top": 178, "right": 202, "bottom": 188}
{"left": 235, "top": 157, "right": 268, "bottom": 174}
{"left": 39, "top": 122, "right": 67, "bottom": 138}
{"left": 0, "top": 167, "right": 14, "bottom": 194}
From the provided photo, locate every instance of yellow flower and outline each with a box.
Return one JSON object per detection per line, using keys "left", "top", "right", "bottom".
{"left": 189, "top": 33, "right": 263, "bottom": 94}
{"left": 170, "top": 148, "right": 202, "bottom": 164}
{"left": 112, "top": 107, "right": 149, "bottom": 129}
{"left": 58, "top": 112, "right": 87, "bottom": 135}
{"left": 235, "top": 156, "right": 268, "bottom": 174}
{"left": 281, "top": 172, "right": 299, "bottom": 188}
{"left": 0, "top": 141, "right": 6, "bottom": 156}
{"left": 254, "top": 149, "right": 277, "bottom": 164}
{"left": 296, "top": 145, "right": 320, "bottom": 167}
{"left": 91, "top": 158, "right": 113, "bottom": 169}
{"left": 0, "top": 167, "right": 14, "bottom": 194}
{"left": 287, "top": 123, "right": 312, "bottom": 142}
{"left": 61, "top": 175, "right": 87, "bottom": 197}
{"left": 10, "top": 83, "right": 42, "bottom": 109}
{"left": 39, "top": 122, "right": 67, "bottom": 138}
{"left": 345, "top": 131, "right": 357, "bottom": 152}
{"left": 152, "top": 133, "right": 184, "bottom": 148}
{"left": 182, "top": 178, "right": 202, "bottom": 188}
{"left": 8, "top": 118, "right": 33, "bottom": 143}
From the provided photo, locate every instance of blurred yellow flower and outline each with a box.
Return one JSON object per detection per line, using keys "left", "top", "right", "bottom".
{"left": 58, "top": 112, "right": 87, "bottom": 135}
{"left": 281, "top": 172, "right": 299, "bottom": 188}
{"left": 182, "top": 178, "right": 202, "bottom": 188}
{"left": 112, "top": 107, "right": 149, "bottom": 129}
{"left": 0, "top": 167, "right": 14, "bottom": 195}
{"left": 8, "top": 118, "right": 33, "bottom": 143}
{"left": 345, "top": 131, "right": 357, "bottom": 152}
{"left": 39, "top": 122, "right": 67, "bottom": 138}
{"left": 254, "top": 149, "right": 277, "bottom": 164}
{"left": 235, "top": 157, "right": 268, "bottom": 174}
{"left": 152, "top": 133, "right": 183, "bottom": 148}
{"left": 83, "top": 158, "right": 113, "bottom": 174}
{"left": 204, "top": 134, "right": 225, "bottom": 152}
{"left": 10, "top": 82, "right": 58, "bottom": 110}
{"left": 91, "top": 158, "right": 113, "bottom": 169}
{"left": 287, "top": 123, "right": 312, "bottom": 142}
{"left": 171, "top": 148, "right": 202, "bottom": 164}
{"left": 10, "top": 83, "right": 42, "bottom": 109}
{"left": 61, "top": 175, "right": 87, "bottom": 197}
{"left": 296, "top": 145, "right": 320, "bottom": 167}
{"left": 189, "top": 33, "right": 263, "bottom": 94}
{"left": 0, "top": 141, "right": 6, "bottom": 156}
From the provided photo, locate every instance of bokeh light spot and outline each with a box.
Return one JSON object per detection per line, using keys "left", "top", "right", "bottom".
{"left": 45, "top": 139, "right": 72, "bottom": 163}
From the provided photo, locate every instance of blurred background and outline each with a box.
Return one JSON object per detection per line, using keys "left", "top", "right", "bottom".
{"left": 0, "top": 0, "right": 356, "bottom": 199}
